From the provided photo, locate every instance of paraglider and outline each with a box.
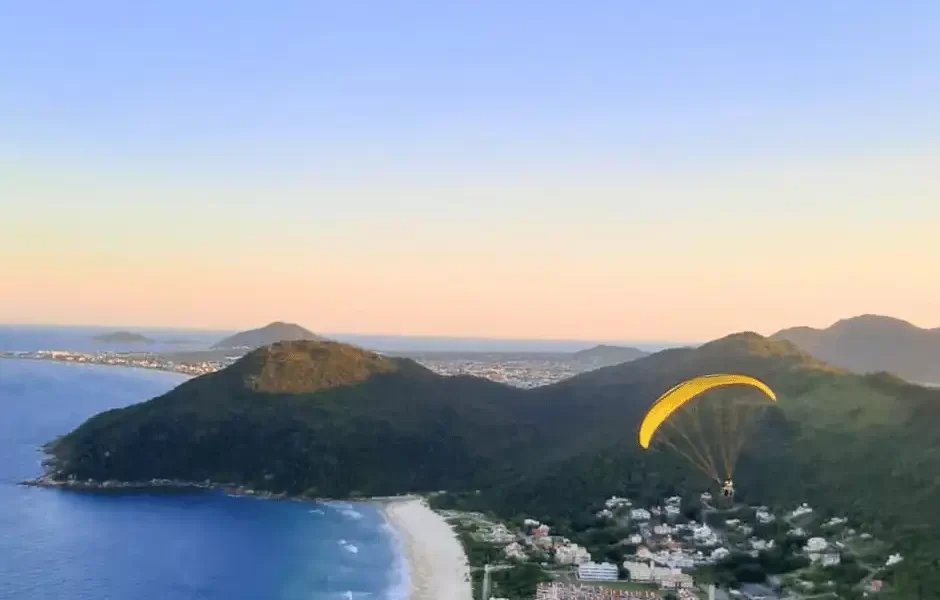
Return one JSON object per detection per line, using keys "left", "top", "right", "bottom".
{"left": 638, "top": 374, "right": 777, "bottom": 498}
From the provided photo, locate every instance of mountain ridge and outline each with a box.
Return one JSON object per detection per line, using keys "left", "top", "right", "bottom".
{"left": 570, "top": 344, "right": 649, "bottom": 367}
{"left": 772, "top": 314, "right": 940, "bottom": 383}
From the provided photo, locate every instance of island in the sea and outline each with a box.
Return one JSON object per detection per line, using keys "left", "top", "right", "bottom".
{"left": 92, "top": 331, "right": 154, "bottom": 344}
{"left": 210, "top": 321, "right": 321, "bottom": 350}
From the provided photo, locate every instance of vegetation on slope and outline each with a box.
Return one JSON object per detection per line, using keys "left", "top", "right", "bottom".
{"left": 44, "top": 334, "right": 940, "bottom": 596}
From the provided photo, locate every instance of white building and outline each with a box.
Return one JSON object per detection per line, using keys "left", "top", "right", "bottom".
{"left": 606, "top": 496, "right": 632, "bottom": 509}
{"left": 755, "top": 509, "right": 775, "bottom": 524}
{"left": 485, "top": 525, "right": 515, "bottom": 544}
{"left": 523, "top": 518, "right": 540, "bottom": 527}
{"left": 660, "top": 572, "right": 695, "bottom": 589}
{"left": 886, "top": 553, "right": 903, "bottom": 567}
{"left": 623, "top": 560, "right": 692, "bottom": 588}
{"left": 805, "top": 537, "right": 827, "bottom": 553}
{"left": 631, "top": 508, "right": 652, "bottom": 521}
{"left": 628, "top": 534, "right": 643, "bottom": 544}
{"left": 788, "top": 503, "right": 813, "bottom": 519}
{"left": 622, "top": 560, "right": 656, "bottom": 583}
{"left": 654, "top": 524, "right": 674, "bottom": 536}
{"left": 824, "top": 517, "right": 847, "bottom": 528}
{"left": 710, "top": 548, "right": 730, "bottom": 562}
{"left": 750, "top": 538, "right": 774, "bottom": 551}
{"left": 554, "top": 544, "right": 591, "bottom": 565}
{"left": 504, "top": 542, "right": 527, "bottom": 561}
{"left": 577, "top": 561, "right": 619, "bottom": 581}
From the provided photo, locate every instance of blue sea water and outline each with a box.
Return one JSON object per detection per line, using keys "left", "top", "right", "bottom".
{"left": 0, "top": 348, "right": 408, "bottom": 598}
{"left": 0, "top": 325, "right": 228, "bottom": 354}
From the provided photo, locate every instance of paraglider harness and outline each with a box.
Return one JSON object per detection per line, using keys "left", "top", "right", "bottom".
{"left": 721, "top": 479, "right": 735, "bottom": 498}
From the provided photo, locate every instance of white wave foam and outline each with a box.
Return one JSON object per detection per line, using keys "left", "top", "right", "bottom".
{"left": 339, "top": 540, "right": 359, "bottom": 554}
{"left": 325, "top": 501, "right": 365, "bottom": 520}
{"left": 381, "top": 516, "right": 411, "bottom": 600}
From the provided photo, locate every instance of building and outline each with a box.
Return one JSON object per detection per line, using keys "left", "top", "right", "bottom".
{"left": 653, "top": 524, "right": 674, "bottom": 536}
{"left": 555, "top": 543, "right": 592, "bottom": 565}
{"left": 606, "top": 496, "right": 632, "bottom": 509}
{"left": 504, "top": 542, "right": 527, "bottom": 561}
{"left": 623, "top": 560, "right": 693, "bottom": 588}
{"left": 631, "top": 508, "right": 652, "bottom": 521}
{"left": 623, "top": 560, "right": 656, "bottom": 583}
{"left": 710, "top": 548, "right": 730, "bottom": 562}
{"left": 788, "top": 503, "right": 813, "bottom": 519}
{"left": 755, "top": 508, "right": 775, "bottom": 524}
{"left": 804, "top": 537, "right": 827, "bottom": 553}
{"left": 659, "top": 572, "right": 695, "bottom": 589}
{"left": 577, "top": 561, "right": 619, "bottom": 581}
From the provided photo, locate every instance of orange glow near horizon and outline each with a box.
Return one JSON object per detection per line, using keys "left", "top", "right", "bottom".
{"left": 3, "top": 154, "right": 938, "bottom": 342}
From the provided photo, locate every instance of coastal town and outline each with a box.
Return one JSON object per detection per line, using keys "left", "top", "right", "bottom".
{"left": 0, "top": 349, "right": 591, "bottom": 388}
{"left": 0, "top": 350, "right": 238, "bottom": 377}
{"left": 434, "top": 491, "right": 899, "bottom": 600}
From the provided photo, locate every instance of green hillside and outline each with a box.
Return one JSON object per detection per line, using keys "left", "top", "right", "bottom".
{"left": 41, "top": 334, "right": 940, "bottom": 595}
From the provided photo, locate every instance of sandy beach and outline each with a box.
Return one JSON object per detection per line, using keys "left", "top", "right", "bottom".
{"left": 381, "top": 497, "right": 474, "bottom": 600}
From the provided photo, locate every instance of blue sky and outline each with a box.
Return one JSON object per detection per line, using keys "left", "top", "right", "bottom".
{"left": 2, "top": 1, "right": 938, "bottom": 339}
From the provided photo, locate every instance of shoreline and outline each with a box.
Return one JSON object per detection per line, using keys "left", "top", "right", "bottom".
{"left": 19, "top": 475, "right": 422, "bottom": 505}
{"left": 379, "top": 497, "right": 473, "bottom": 600}
{"left": 22, "top": 477, "right": 472, "bottom": 600}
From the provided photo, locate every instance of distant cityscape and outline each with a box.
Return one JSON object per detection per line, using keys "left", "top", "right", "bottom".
{"left": 0, "top": 349, "right": 596, "bottom": 388}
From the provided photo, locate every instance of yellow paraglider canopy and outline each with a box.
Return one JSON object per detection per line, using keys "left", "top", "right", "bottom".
{"left": 639, "top": 374, "right": 776, "bottom": 485}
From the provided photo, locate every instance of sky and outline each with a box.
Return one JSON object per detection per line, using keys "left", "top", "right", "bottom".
{"left": 2, "top": 1, "right": 938, "bottom": 342}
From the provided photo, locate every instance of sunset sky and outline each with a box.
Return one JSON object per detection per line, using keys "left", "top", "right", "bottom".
{"left": 2, "top": 2, "right": 938, "bottom": 342}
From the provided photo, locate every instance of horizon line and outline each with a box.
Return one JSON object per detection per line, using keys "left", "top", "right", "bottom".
{"left": 0, "top": 321, "right": 699, "bottom": 348}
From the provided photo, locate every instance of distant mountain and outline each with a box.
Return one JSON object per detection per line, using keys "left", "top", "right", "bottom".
{"left": 92, "top": 331, "right": 154, "bottom": 344}
{"left": 211, "top": 322, "right": 321, "bottom": 350}
{"left": 772, "top": 314, "right": 940, "bottom": 384}
{"left": 42, "top": 333, "right": 940, "bottom": 592}
{"left": 570, "top": 344, "right": 648, "bottom": 367}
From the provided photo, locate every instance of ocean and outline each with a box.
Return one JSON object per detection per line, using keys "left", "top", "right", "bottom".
{"left": 0, "top": 328, "right": 409, "bottom": 600}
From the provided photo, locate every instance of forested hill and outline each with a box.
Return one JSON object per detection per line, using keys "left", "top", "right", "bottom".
{"left": 772, "top": 314, "right": 940, "bottom": 384}
{"left": 43, "top": 335, "right": 940, "bottom": 591}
